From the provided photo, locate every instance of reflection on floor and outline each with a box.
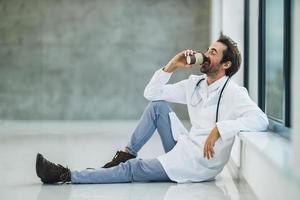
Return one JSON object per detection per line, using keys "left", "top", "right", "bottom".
{"left": 0, "top": 121, "right": 258, "bottom": 200}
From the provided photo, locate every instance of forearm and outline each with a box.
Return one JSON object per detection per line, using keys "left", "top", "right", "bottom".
{"left": 162, "top": 61, "right": 177, "bottom": 73}
{"left": 216, "top": 111, "right": 269, "bottom": 141}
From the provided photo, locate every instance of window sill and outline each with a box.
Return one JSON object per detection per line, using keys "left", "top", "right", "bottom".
{"left": 238, "top": 131, "right": 299, "bottom": 183}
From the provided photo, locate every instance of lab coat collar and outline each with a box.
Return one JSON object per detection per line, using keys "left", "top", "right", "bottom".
{"left": 202, "top": 74, "right": 229, "bottom": 94}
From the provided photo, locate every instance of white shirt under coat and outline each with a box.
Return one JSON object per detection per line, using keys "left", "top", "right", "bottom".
{"left": 144, "top": 68, "right": 269, "bottom": 183}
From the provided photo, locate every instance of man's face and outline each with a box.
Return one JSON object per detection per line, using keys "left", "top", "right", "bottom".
{"left": 200, "top": 42, "right": 227, "bottom": 75}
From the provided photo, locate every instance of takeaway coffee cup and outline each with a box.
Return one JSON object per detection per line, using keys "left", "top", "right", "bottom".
{"left": 186, "top": 52, "right": 209, "bottom": 65}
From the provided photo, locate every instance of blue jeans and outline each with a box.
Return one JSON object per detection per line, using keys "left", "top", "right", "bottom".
{"left": 71, "top": 101, "right": 177, "bottom": 184}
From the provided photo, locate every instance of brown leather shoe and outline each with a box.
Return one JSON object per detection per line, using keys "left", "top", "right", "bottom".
{"left": 36, "top": 153, "right": 71, "bottom": 184}
{"left": 103, "top": 151, "right": 136, "bottom": 168}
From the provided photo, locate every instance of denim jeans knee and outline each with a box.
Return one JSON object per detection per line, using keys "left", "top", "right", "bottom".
{"left": 126, "top": 100, "right": 175, "bottom": 156}
{"left": 148, "top": 100, "right": 172, "bottom": 115}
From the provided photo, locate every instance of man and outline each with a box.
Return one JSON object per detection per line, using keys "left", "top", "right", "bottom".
{"left": 36, "top": 35, "right": 269, "bottom": 184}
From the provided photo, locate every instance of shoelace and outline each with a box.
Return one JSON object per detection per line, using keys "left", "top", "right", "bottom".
{"left": 57, "top": 164, "right": 70, "bottom": 183}
{"left": 112, "top": 151, "right": 121, "bottom": 161}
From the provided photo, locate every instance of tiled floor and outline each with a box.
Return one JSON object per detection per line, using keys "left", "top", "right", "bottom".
{"left": 0, "top": 121, "right": 258, "bottom": 200}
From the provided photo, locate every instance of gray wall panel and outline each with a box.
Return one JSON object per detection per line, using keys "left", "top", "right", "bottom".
{"left": 0, "top": 0, "right": 210, "bottom": 120}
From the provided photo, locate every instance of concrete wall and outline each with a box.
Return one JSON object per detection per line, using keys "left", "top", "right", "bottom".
{"left": 0, "top": 0, "right": 210, "bottom": 120}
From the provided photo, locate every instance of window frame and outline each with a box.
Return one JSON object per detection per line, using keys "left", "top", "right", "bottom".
{"left": 244, "top": 0, "right": 291, "bottom": 139}
{"left": 244, "top": 0, "right": 249, "bottom": 90}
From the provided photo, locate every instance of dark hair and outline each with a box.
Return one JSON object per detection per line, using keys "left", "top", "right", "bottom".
{"left": 217, "top": 34, "right": 241, "bottom": 77}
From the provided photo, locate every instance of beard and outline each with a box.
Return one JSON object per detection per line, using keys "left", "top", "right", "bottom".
{"left": 200, "top": 61, "right": 222, "bottom": 75}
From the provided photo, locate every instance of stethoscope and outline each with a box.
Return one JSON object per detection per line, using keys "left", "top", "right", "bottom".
{"left": 190, "top": 77, "right": 230, "bottom": 122}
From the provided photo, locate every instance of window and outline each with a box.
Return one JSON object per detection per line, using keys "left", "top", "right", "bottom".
{"left": 264, "top": 0, "right": 285, "bottom": 122}
{"left": 244, "top": 0, "right": 291, "bottom": 138}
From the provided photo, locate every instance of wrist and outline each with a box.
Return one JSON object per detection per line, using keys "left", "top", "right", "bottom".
{"left": 214, "top": 126, "right": 220, "bottom": 138}
{"left": 163, "top": 62, "right": 177, "bottom": 73}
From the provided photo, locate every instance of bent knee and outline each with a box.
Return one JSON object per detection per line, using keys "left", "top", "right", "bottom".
{"left": 148, "top": 101, "right": 171, "bottom": 114}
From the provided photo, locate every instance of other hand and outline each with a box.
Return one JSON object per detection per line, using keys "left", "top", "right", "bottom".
{"left": 203, "top": 126, "right": 220, "bottom": 159}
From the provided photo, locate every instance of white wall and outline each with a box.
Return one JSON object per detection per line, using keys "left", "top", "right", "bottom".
{"left": 292, "top": 0, "right": 300, "bottom": 177}
{"left": 210, "top": 0, "right": 244, "bottom": 86}
{"left": 247, "top": 0, "right": 259, "bottom": 104}
{"left": 210, "top": 0, "right": 222, "bottom": 43}
{"left": 221, "top": 0, "right": 244, "bottom": 86}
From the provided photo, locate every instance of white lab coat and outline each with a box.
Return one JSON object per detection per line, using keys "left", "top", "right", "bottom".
{"left": 144, "top": 68, "right": 269, "bottom": 183}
